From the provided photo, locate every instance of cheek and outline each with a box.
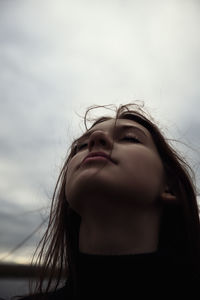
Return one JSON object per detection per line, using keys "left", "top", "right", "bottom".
{"left": 66, "top": 162, "right": 73, "bottom": 184}
{"left": 65, "top": 159, "right": 77, "bottom": 201}
{"left": 122, "top": 149, "right": 165, "bottom": 196}
{"left": 65, "top": 154, "right": 87, "bottom": 212}
{"left": 65, "top": 154, "right": 82, "bottom": 182}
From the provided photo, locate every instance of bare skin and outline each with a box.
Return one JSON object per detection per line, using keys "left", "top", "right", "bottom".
{"left": 65, "top": 118, "right": 176, "bottom": 255}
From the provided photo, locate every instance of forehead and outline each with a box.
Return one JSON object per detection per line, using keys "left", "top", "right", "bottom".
{"left": 88, "top": 118, "right": 159, "bottom": 152}
{"left": 90, "top": 118, "right": 150, "bottom": 137}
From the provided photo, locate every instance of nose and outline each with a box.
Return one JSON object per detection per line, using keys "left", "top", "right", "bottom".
{"left": 88, "top": 130, "right": 113, "bottom": 151}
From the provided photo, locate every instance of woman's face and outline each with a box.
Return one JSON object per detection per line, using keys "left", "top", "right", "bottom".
{"left": 65, "top": 118, "right": 166, "bottom": 215}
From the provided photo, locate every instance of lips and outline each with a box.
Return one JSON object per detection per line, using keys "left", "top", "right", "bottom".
{"left": 81, "top": 151, "right": 115, "bottom": 166}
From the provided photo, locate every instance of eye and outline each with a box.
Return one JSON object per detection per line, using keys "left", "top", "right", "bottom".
{"left": 74, "top": 142, "right": 88, "bottom": 153}
{"left": 122, "top": 136, "right": 141, "bottom": 143}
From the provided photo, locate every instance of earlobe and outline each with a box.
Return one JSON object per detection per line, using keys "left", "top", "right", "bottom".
{"left": 160, "top": 190, "right": 178, "bottom": 205}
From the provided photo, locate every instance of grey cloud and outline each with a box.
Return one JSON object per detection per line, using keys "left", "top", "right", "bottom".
{"left": 0, "top": 198, "right": 47, "bottom": 256}
{"left": 0, "top": 0, "right": 200, "bottom": 263}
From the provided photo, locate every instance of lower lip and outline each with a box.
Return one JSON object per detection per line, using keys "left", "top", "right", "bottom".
{"left": 82, "top": 156, "right": 110, "bottom": 164}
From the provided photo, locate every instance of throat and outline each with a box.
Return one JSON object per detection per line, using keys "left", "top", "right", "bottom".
{"left": 78, "top": 212, "right": 160, "bottom": 255}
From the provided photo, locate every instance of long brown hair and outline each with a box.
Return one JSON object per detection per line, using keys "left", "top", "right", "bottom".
{"left": 23, "top": 103, "right": 200, "bottom": 297}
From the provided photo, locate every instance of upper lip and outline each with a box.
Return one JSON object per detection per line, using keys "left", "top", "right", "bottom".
{"left": 81, "top": 151, "right": 115, "bottom": 165}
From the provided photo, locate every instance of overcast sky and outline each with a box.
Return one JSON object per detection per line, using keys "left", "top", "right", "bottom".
{"left": 0, "top": 0, "right": 200, "bottom": 264}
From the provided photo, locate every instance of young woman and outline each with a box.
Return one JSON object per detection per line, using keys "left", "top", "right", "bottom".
{"left": 16, "top": 103, "right": 200, "bottom": 299}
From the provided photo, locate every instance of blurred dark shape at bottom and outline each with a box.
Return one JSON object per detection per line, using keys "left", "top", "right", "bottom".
{"left": 0, "top": 279, "right": 28, "bottom": 299}
{"left": 0, "top": 263, "right": 64, "bottom": 299}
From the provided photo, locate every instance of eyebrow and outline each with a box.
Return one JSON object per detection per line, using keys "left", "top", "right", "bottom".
{"left": 78, "top": 124, "right": 148, "bottom": 141}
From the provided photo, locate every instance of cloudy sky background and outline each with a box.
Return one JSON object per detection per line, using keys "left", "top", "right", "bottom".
{"left": 0, "top": 0, "right": 200, "bottom": 264}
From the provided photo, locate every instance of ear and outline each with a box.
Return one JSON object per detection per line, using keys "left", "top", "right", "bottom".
{"left": 160, "top": 186, "right": 178, "bottom": 205}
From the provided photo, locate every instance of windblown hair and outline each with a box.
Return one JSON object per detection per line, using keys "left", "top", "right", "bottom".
{"left": 18, "top": 103, "right": 200, "bottom": 298}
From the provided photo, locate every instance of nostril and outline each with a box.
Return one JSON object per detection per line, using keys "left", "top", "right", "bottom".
{"left": 100, "top": 139, "right": 106, "bottom": 145}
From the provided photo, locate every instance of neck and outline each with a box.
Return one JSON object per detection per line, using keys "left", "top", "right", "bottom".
{"left": 79, "top": 203, "right": 162, "bottom": 255}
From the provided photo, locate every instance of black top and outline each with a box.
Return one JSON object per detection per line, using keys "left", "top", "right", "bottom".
{"left": 18, "top": 250, "right": 200, "bottom": 299}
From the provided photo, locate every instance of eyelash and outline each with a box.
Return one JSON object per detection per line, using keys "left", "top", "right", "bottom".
{"left": 73, "top": 136, "right": 141, "bottom": 153}
{"left": 123, "top": 136, "right": 141, "bottom": 143}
